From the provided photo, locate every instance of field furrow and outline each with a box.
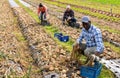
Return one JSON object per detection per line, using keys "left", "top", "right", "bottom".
{"left": 0, "top": 0, "right": 41, "bottom": 77}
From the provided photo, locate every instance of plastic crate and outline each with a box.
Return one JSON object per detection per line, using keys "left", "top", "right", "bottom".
{"left": 80, "top": 62, "right": 102, "bottom": 78}
{"left": 61, "top": 36, "right": 69, "bottom": 42}
{"left": 57, "top": 35, "right": 69, "bottom": 42}
{"left": 54, "top": 33, "right": 69, "bottom": 42}
{"left": 54, "top": 33, "right": 63, "bottom": 38}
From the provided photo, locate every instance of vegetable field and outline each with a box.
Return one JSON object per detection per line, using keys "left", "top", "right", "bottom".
{"left": 0, "top": 0, "right": 120, "bottom": 78}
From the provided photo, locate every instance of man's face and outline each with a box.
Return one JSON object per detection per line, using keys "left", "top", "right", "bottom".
{"left": 66, "top": 8, "right": 70, "bottom": 11}
{"left": 82, "top": 21, "right": 91, "bottom": 30}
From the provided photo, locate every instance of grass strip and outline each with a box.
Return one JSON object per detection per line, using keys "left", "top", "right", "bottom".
{"left": 55, "top": 0, "right": 120, "bottom": 14}
{"left": 104, "top": 42, "right": 120, "bottom": 54}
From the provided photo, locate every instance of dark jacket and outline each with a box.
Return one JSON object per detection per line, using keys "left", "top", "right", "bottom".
{"left": 63, "top": 9, "right": 74, "bottom": 21}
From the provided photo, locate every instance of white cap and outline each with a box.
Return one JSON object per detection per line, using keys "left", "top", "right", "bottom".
{"left": 66, "top": 5, "right": 70, "bottom": 9}
{"left": 81, "top": 16, "right": 90, "bottom": 23}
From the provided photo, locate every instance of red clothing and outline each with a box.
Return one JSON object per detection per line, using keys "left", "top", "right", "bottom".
{"left": 38, "top": 5, "right": 47, "bottom": 15}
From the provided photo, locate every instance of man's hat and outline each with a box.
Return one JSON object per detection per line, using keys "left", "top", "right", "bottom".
{"left": 66, "top": 5, "right": 71, "bottom": 9}
{"left": 81, "top": 16, "right": 90, "bottom": 23}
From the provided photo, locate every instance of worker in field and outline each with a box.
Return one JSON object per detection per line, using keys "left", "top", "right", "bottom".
{"left": 62, "top": 5, "right": 76, "bottom": 26}
{"left": 73, "top": 16, "right": 104, "bottom": 65}
{"left": 38, "top": 3, "right": 48, "bottom": 23}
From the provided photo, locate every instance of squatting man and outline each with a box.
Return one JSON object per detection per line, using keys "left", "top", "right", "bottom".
{"left": 73, "top": 16, "right": 104, "bottom": 65}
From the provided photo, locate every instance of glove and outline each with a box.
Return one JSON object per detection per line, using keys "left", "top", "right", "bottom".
{"left": 72, "top": 39, "right": 80, "bottom": 49}
{"left": 90, "top": 54, "right": 100, "bottom": 62}
{"left": 68, "top": 17, "right": 71, "bottom": 20}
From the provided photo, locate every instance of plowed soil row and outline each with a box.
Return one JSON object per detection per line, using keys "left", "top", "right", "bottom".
{"left": 0, "top": 0, "right": 41, "bottom": 77}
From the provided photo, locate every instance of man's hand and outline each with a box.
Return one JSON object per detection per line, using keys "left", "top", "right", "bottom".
{"left": 73, "top": 42, "right": 80, "bottom": 50}
{"left": 68, "top": 17, "right": 71, "bottom": 20}
{"left": 95, "top": 52, "right": 101, "bottom": 56}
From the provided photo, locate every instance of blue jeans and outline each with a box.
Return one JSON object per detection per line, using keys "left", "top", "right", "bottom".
{"left": 39, "top": 12, "right": 46, "bottom": 22}
{"left": 69, "top": 18, "right": 76, "bottom": 23}
{"left": 68, "top": 18, "right": 77, "bottom": 26}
